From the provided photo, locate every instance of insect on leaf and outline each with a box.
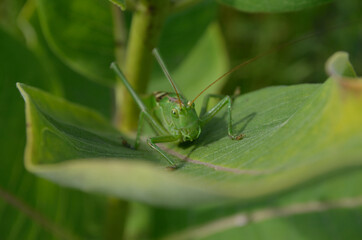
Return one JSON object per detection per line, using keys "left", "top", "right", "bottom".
{"left": 17, "top": 52, "right": 362, "bottom": 207}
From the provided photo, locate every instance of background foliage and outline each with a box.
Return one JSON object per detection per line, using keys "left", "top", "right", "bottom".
{"left": 0, "top": 0, "right": 361, "bottom": 239}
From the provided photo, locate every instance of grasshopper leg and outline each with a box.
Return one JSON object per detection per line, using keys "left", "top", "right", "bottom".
{"left": 199, "top": 94, "right": 245, "bottom": 140}
{"left": 147, "top": 135, "right": 179, "bottom": 168}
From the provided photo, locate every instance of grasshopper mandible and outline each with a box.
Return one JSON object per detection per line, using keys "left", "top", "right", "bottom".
{"left": 111, "top": 49, "right": 244, "bottom": 168}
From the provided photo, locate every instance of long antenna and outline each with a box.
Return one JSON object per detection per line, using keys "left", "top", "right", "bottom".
{"left": 190, "top": 21, "right": 358, "bottom": 105}
{"left": 152, "top": 48, "right": 183, "bottom": 107}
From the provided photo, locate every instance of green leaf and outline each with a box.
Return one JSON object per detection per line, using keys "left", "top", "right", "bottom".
{"left": 30, "top": 8, "right": 114, "bottom": 118}
{"left": 170, "top": 207, "right": 362, "bottom": 240}
{"left": 157, "top": 0, "right": 217, "bottom": 71}
{"left": 325, "top": 51, "right": 357, "bottom": 78}
{"left": 150, "top": 1, "right": 222, "bottom": 101}
{"left": 18, "top": 52, "right": 362, "bottom": 207}
{"left": 150, "top": 169, "right": 362, "bottom": 239}
{"left": 0, "top": 28, "right": 109, "bottom": 239}
{"left": 218, "top": 0, "right": 333, "bottom": 13}
{"left": 36, "top": 0, "right": 115, "bottom": 85}
{"left": 150, "top": 22, "right": 229, "bottom": 112}
{"left": 35, "top": 0, "right": 217, "bottom": 88}
{"left": 0, "top": 29, "right": 51, "bottom": 239}
{"left": 109, "top": 0, "right": 126, "bottom": 10}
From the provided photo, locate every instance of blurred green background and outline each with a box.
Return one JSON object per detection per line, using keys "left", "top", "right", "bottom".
{"left": 0, "top": 0, "right": 361, "bottom": 239}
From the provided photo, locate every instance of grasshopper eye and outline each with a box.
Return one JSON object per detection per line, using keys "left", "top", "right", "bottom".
{"left": 171, "top": 109, "right": 179, "bottom": 117}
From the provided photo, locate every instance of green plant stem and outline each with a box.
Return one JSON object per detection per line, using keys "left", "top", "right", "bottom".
{"left": 112, "top": 5, "right": 127, "bottom": 65}
{"left": 105, "top": 6, "right": 130, "bottom": 240}
{"left": 109, "top": 2, "right": 169, "bottom": 239}
{"left": 115, "top": 0, "right": 169, "bottom": 132}
{"left": 104, "top": 198, "right": 129, "bottom": 240}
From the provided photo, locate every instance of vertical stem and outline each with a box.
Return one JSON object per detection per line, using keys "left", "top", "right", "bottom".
{"left": 108, "top": 2, "right": 168, "bottom": 239}
{"left": 112, "top": 5, "right": 127, "bottom": 65}
{"left": 104, "top": 6, "right": 130, "bottom": 240}
{"left": 104, "top": 198, "right": 129, "bottom": 240}
{"left": 114, "top": 0, "right": 169, "bottom": 132}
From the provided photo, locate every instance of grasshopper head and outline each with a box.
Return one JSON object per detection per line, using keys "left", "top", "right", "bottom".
{"left": 170, "top": 101, "right": 201, "bottom": 142}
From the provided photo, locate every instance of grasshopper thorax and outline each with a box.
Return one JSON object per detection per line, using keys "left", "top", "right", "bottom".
{"left": 155, "top": 92, "right": 201, "bottom": 142}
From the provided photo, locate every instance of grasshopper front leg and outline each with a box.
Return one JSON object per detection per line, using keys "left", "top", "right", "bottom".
{"left": 134, "top": 111, "right": 166, "bottom": 149}
{"left": 199, "top": 94, "right": 245, "bottom": 140}
{"left": 147, "top": 135, "right": 179, "bottom": 167}
{"left": 112, "top": 63, "right": 176, "bottom": 166}
{"left": 132, "top": 111, "right": 179, "bottom": 168}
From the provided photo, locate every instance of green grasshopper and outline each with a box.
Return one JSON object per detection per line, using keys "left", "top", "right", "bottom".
{"left": 111, "top": 49, "right": 244, "bottom": 168}
{"left": 110, "top": 21, "right": 356, "bottom": 168}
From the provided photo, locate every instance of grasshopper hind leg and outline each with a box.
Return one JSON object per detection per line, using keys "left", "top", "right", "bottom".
{"left": 199, "top": 94, "right": 245, "bottom": 141}
{"left": 225, "top": 95, "right": 245, "bottom": 140}
{"left": 111, "top": 62, "right": 181, "bottom": 168}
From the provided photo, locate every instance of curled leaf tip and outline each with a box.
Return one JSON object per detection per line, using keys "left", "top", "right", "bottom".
{"left": 16, "top": 82, "right": 22, "bottom": 89}
{"left": 325, "top": 51, "right": 362, "bottom": 94}
{"left": 325, "top": 51, "right": 357, "bottom": 78}
{"left": 16, "top": 82, "right": 28, "bottom": 99}
{"left": 109, "top": 0, "right": 126, "bottom": 10}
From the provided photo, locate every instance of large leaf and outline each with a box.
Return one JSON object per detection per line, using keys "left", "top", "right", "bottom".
{"left": 150, "top": 1, "right": 227, "bottom": 112}
{"left": 150, "top": 22, "right": 229, "bottom": 110}
{"left": 150, "top": 168, "right": 362, "bottom": 239}
{"left": 164, "top": 206, "right": 362, "bottom": 240}
{"left": 218, "top": 0, "right": 333, "bottom": 13}
{"left": 0, "top": 28, "right": 109, "bottom": 239}
{"left": 156, "top": 0, "right": 217, "bottom": 72}
{"left": 36, "top": 0, "right": 217, "bottom": 88}
{"left": 18, "top": 52, "right": 362, "bottom": 207}
{"left": 36, "top": 0, "right": 115, "bottom": 85}
{"left": 30, "top": 8, "right": 114, "bottom": 118}
{"left": 0, "top": 27, "right": 52, "bottom": 239}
